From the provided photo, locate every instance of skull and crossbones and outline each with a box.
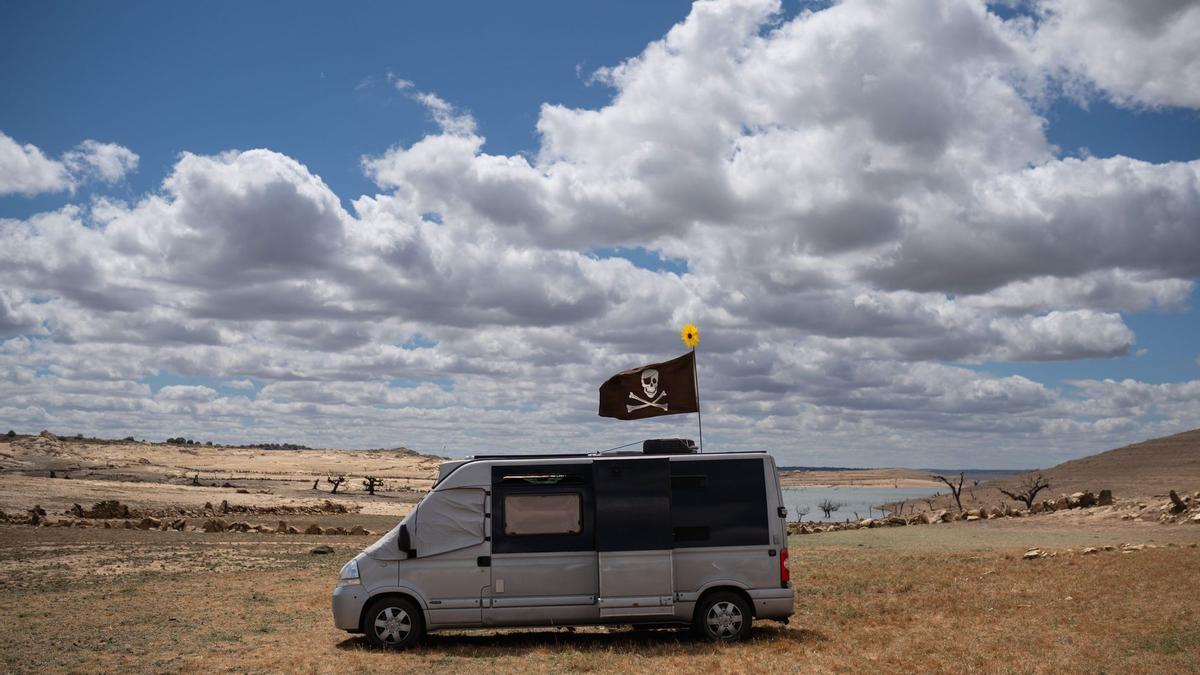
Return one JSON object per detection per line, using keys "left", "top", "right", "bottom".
{"left": 627, "top": 368, "right": 668, "bottom": 413}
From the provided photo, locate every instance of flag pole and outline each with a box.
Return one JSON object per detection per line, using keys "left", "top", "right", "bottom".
{"left": 693, "top": 346, "right": 703, "bottom": 453}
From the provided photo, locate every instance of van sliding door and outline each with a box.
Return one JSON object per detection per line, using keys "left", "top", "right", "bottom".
{"left": 593, "top": 458, "right": 674, "bottom": 617}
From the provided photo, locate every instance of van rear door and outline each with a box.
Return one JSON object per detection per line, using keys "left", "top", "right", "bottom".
{"left": 593, "top": 458, "right": 675, "bottom": 617}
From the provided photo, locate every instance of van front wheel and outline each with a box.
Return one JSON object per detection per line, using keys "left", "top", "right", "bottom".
{"left": 363, "top": 596, "right": 424, "bottom": 650}
{"left": 693, "top": 591, "right": 752, "bottom": 642}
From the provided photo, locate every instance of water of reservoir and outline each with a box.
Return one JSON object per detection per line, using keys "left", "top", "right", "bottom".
{"left": 781, "top": 486, "right": 943, "bottom": 522}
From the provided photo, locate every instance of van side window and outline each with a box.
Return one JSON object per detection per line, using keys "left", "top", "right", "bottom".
{"left": 670, "top": 458, "right": 768, "bottom": 547}
{"left": 503, "top": 493, "right": 582, "bottom": 536}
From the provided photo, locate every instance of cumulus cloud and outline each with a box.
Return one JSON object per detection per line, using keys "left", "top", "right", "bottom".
{"left": 0, "top": 131, "right": 138, "bottom": 196}
{"left": 1, "top": 0, "right": 1199, "bottom": 466}
{"left": 1029, "top": 0, "right": 1200, "bottom": 108}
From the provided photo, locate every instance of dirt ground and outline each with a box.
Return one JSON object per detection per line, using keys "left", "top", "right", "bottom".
{"left": 1, "top": 517, "right": 1198, "bottom": 674}
{"left": 0, "top": 436, "right": 441, "bottom": 519}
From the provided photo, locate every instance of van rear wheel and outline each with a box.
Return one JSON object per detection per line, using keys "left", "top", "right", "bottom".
{"left": 363, "top": 597, "right": 424, "bottom": 650}
{"left": 693, "top": 591, "right": 752, "bottom": 642}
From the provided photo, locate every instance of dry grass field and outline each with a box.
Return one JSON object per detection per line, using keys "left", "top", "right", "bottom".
{"left": 1, "top": 519, "right": 1198, "bottom": 674}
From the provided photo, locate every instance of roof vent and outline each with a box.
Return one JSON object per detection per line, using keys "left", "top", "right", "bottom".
{"left": 642, "top": 438, "right": 697, "bottom": 455}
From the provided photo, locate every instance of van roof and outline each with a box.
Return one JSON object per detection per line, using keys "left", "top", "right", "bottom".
{"left": 434, "top": 447, "right": 773, "bottom": 488}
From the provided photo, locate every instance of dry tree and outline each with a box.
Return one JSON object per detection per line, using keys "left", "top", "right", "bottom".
{"left": 817, "top": 498, "right": 842, "bottom": 519}
{"left": 326, "top": 475, "right": 346, "bottom": 494}
{"left": 791, "top": 505, "right": 811, "bottom": 524}
{"left": 998, "top": 473, "right": 1051, "bottom": 509}
{"left": 931, "top": 472, "right": 967, "bottom": 512}
{"left": 362, "top": 476, "right": 384, "bottom": 495}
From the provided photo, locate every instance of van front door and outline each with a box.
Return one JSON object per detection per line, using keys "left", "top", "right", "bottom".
{"left": 593, "top": 458, "right": 675, "bottom": 618}
{"left": 485, "top": 463, "right": 598, "bottom": 626}
{"left": 407, "top": 487, "right": 489, "bottom": 627}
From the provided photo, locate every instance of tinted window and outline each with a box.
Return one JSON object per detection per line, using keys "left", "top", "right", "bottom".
{"left": 593, "top": 458, "right": 671, "bottom": 551}
{"left": 670, "top": 458, "right": 768, "bottom": 547}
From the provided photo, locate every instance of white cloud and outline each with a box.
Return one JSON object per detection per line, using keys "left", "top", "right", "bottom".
{"left": 62, "top": 140, "right": 139, "bottom": 184}
{"left": 0, "top": 131, "right": 138, "bottom": 197}
{"left": 0, "top": 132, "right": 70, "bottom": 196}
{"left": 1, "top": 0, "right": 1199, "bottom": 467}
{"left": 1029, "top": 0, "right": 1200, "bottom": 108}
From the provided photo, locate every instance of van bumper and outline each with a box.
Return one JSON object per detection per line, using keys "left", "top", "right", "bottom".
{"left": 332, "top": 584, "right": 368, "bottom": 632}
{"left": 748, "top": 587, "right": 795, "bottom": 621}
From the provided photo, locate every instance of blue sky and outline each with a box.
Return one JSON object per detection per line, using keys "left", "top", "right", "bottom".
{"left": 1, "top": 0, "right": 1199, "bottom": 467}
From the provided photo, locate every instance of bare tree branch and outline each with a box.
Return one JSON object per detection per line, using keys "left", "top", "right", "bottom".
{"left": 931, "top": 472, "right": 966, "bottom": 512}
{"left": 998, "top": 473, "right": 1051, "bottom": 509}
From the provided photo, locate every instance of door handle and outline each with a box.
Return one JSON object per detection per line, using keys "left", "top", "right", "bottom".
{"left": 477, "top": 556, "right": 491, "bottom": 567}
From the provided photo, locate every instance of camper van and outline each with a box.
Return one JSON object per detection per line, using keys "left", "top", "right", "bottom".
{"left": 331, "top": 439, "right": 794, "bottom": 648}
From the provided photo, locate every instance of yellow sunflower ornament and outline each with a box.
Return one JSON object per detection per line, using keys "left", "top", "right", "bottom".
{"left": 681, "top": 323, "right": 699, "bottom": 349}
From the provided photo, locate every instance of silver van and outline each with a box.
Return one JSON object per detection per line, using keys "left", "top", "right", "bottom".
{"left": 331, "top": 439, "right": 794, "bottom": 648}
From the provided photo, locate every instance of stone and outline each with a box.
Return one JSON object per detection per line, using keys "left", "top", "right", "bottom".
{"left": 349, "top": 525, "right": 367, "bottom": 535}
{"left": 1081, "top": 547, "right": 1098, "bottom": 555}
{"left": 286, "top": 526, "right": 301, "bottom": 534}
{"left": 200, "top": 518, "right": 227, "bottom": 533}
{"left": 1190, "top": 513, "right": 1200, "bottom": 523}
{"left": 310, "top": 545, "right": 335, "bottom": 555}
{"left": 989, "top": 507, "right": 1004, "bottom": 519}
{"left": 1097, "top": 489, "right": 1113, "bottom": 506}
{"left": 170, "top": 518, "right": 187, "bottom": 531}
{"left": 136, "top": 517, "right": 161, "bottom": 530}
{"left": 1078, "top": 491, "right": 1097, "bottom": 508}
{"left": 305, "top": 524, "right": 324, "bottom": 535}
{"left": 939, "top": 511, "right": 955, "bottom": 523}
{"left": 1030, "top": 501, "right": 1044, "bottom": 514}
{"left": 276, "top": 521, "right": 288, "bottom": 533}
{"left": 1054, "top": 496, "right": 1070, "bottom": 510}
{"left": 966, "top": 515, "right": 980, "bottom": 521}
{"left": 1023, "top": 549, "right": 1041, "bottom": 559}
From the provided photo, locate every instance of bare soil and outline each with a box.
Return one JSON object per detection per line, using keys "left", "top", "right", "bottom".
{"left": 0, "top": 436, "right": 442, "bottom": 519}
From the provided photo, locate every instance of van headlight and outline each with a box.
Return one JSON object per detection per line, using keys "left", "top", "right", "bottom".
{"left": 337, "top": 559, "right": 361, "bottom": 586}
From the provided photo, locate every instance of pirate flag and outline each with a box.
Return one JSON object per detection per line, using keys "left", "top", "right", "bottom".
{"left": 599, "top": 351, "right": 699, "bottom": 420}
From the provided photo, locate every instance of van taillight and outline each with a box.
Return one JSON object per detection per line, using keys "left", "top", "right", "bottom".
{"left": 780, "top": 547, "right": 790, "bottom": 586}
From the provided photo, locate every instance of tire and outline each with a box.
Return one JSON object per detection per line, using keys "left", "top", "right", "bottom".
{"left": 363, "top": 596, "right": 425, "bottom": 650}
{"left": 692, "top": 591, "right": 752, "bottom": 642}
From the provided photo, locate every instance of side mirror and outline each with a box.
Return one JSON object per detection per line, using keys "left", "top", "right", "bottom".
{"left": 397, "top": 523, "right": 414, "bottom": 558}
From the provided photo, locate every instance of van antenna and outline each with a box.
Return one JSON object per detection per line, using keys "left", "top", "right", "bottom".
{"left": 593, "top": 440, "right": 642, "bottom": 455}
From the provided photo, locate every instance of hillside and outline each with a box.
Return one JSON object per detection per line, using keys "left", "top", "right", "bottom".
{"left": 917, "top": 428, "right": 1200, "bottom": 511}
{"left": 0, "top": 432, "right": 445, "bottom": 518}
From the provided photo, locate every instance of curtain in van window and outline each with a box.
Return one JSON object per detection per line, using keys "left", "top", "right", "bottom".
{"left": 413, "top": 487, "right": 486, "bottom": 557}
{"left": 503, "top": 493, "right": 582, "bottom": 535}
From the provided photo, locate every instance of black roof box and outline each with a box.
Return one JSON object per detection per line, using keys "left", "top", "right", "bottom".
{"left": 642, "top": 438, "right": 697, "bottom": 455}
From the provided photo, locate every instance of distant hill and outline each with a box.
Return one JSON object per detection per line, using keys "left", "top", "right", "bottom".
{"left": 997, "top": 428, "right": 1200, "bottom": 498}
{"left": 918, "top": 428, "right": 1200, "bottom": 511}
